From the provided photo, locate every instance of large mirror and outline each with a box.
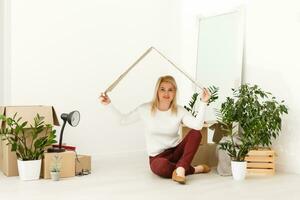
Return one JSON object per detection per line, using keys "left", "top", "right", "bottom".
{"left": 196, "top": 9, "right": 244, "bottom": 121}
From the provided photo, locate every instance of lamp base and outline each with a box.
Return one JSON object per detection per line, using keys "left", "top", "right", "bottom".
{"left": 47, "top": 147, "right": 66, "bottom": 153}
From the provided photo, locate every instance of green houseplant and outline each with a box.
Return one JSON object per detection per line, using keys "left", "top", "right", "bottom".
{"left": 184, "top": 85, "right": 219, "bottom": 117}
{"left": 216, "top": 122, "right": 252, "bottom": 162}
{"left": 0, "top": 113, "right": 57, "bottom": 180}
{"left": 217, "top": 84, "right": 288, "bottom": 180}
{"left": 233, "top": 84, "right": 288, "bottom": 148}
{"left": 216, "top": 120, "right": 252, "bottom": 180}
{"left": 50, "top": 155, "right": 62, "bottom": 181}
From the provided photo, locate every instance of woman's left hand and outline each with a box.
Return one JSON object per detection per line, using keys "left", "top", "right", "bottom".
{"left": 201, "top": 88, "right": 211, "bottom": 103}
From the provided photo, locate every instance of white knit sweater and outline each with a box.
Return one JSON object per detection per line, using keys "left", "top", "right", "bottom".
{"left": 108, "top": 98, "right": 206, "bottom": 156}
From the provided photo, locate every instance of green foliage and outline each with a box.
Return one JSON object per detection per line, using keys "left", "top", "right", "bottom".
{"left": 217, "top": 84, "right": 288, "bottom": 161}
{"left": 184, "top": 86, "right": 219, "bottom": 117}
{"left": 207, "top": 85, "right": 219, "bottom": 105}
{"left": 184, "top": 93, "right": 199, "bottom": 117}
{"left": 232, "top": 84, "right": 288, "bottom": 148}
{"left": 216, "top": 113, "right": 252, "bottom": 161}
{"left": 0, "top": 113, "right": 57, "bottom": 161}
{"left": 50, "top": 155, "right": 62, "bottom": 172}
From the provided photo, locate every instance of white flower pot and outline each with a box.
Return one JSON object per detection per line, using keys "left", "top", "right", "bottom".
{"left": 231, "top": 161, "right": 247, "bottom": 181}
{"left": 17, "top": 159, "right": 42, "bottom": 181}
{"left": 50, "top": 172, "right": 60, "bottom": 181}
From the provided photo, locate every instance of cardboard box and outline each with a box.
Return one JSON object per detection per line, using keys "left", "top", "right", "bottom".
{"left": 42, "top": 151, "right": 76, "bottom": 179}
{"left": 181, "top": 123, "right": 218, "bottom": 167}
{"left": 75, "top": 155, "right": 91, "bottom": 175}
{"left": 191, "top": 143, "right": 218, "bottom": 167}
{"left": 0, "top": 106, "right": 59, "bottom": 176}
{"left": 181, "top": 124, "right": 209, "bottom": 145}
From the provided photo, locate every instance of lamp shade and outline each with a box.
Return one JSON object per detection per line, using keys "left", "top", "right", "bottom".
{"left": 47, "top": 110, "right": 80, "bottom": 153}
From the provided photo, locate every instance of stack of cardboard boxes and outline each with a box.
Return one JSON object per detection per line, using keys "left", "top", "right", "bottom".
{"left": 0, "top": 106, "right": 91, "bottom": 179}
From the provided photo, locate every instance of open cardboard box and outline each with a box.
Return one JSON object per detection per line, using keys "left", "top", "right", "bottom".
{"left": 0, "top": 106, "right": 59, "bottom": 176}
{"left": 181, "top": 122, "right": 218, "bottom": 167}
{"left": 191, "top": 143, "right": 218, "bottom": 167}
{"left": 181, "top": 125, "right": 208, "bottom": 145}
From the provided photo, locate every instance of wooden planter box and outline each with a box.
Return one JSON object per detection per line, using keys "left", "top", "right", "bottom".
{"left": 245, "top": 150, "right": 275, "bottom": 175}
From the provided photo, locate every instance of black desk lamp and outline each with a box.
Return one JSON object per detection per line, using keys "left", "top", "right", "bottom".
{"left": 47, "top": 111, "right": 80, "bottom": 153}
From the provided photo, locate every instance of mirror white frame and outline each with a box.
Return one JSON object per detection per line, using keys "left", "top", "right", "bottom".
{"left": 195, "top": 7, "right": 245, "bottom": 121}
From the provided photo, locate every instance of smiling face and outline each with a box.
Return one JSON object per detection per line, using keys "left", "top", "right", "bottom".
{"left": 157, "top": 81, "right": 176, "bottom": 105}
{"left": 151, "top": 75, "right": 178, "bottom": 115}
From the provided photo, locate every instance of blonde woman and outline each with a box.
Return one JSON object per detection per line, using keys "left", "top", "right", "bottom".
{"left": 99, "top": 75, "right": 211, "bottom": 184}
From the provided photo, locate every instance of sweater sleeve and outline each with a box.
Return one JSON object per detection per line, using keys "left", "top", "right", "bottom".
{"left": 182, "top": 97, "right": 207, "bottom": 130}
{"left": 107, "top": 103, "right": 141, "bottom": 125}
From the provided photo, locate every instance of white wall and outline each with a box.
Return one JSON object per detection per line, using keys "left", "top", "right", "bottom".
{"left": 4, "top": 0, "right": 300, "bottom": 173}
{"left": 0, "top": 0, "right": 4, "bottom": 104}
{"left": 1, "top": 0, "right": 11, "bottom": 105}
{"left": 244, "top": 0, "right": 300, "bottom": 173}
{"left": 8, "top": 0, "right": 183, "bottom": 156}
{"left": 179, "top": 0, "right": 300, "bottom": 174}
{"left": 7, "top": 0, "right": 244, "bottom": 157}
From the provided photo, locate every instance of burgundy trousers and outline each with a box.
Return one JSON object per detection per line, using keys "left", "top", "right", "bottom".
{"left": 149, "top": 129, "right": 202, "bottom": 178}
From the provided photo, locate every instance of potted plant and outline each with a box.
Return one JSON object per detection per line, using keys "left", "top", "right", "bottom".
{"left": 0, "top": 113, "right": 57, "bottom": 180}
{"left": 217, "top": 84, "right": 288, "bottom": 179}
{"left": 216, "top": 105, "right": 252, "bottom": 180}
{"left": 232, "top": 84, "right": 288, "bottom": 149}
{"left": 50, "top": 155, "right": 62, "bottom": 181}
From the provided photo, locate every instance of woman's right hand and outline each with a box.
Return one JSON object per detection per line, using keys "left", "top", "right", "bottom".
{"left": 200, "top": 88, "right": 211, "bottom": 103}
{"left": 99, "top": 92, "right": 111, "bottom": 105}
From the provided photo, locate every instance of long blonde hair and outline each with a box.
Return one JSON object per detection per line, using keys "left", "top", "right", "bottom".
{"left": 151, "top": 75, "right": 178, "bottom": 115}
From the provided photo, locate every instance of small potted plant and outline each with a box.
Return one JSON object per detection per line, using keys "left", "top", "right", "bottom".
{"left": 216, "top": 121, "right": 252, "bottom": 180}
{"left": 50, "top": 155, "right": 62, "bottom": 181}
{"left": 0, "top": 113, "right": 57, "bottom": 181}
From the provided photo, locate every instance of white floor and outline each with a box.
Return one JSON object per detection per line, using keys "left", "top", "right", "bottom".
{"left": 1, "top": 151, "right": 300, "bottom": 200}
